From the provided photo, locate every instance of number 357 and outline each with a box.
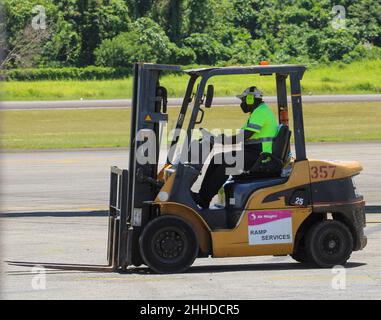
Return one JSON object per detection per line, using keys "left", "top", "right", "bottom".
{"left": 310, "top": 165, "right": 336, "bottom": 179}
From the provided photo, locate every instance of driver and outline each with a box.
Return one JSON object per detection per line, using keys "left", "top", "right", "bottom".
{"left": 192, "top": 86, "right": 278, "bottom": 209}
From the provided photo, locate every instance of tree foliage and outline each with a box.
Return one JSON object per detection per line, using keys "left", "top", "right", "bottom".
{"left": 2, "top": 0, "right": 381, "bottom": 70}
{"left": 95, "top": 18, "right": 173, "bottom": 67}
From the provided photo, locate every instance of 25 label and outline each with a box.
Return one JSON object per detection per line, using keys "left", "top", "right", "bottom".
{"left": 294, "top": 197, "right": 304, "bottom": 205}
{"left": 310, "top": 165, "right": 336, "bottom": 179}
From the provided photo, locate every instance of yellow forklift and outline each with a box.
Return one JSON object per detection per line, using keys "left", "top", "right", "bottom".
{"left": 107, "top": 62, "right": 367, "bottom": 273}
{"left": 8, "top": 63, "right": 367, "bottom": 273}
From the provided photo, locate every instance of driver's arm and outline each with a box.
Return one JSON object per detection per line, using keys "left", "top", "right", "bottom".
{"left": 218, "top": 129, "right": 253, "bottom": 145}
{"left": 218, "top": 107, "right": 265, "bottom": 145}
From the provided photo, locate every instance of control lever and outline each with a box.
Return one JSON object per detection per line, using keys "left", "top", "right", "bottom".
{"left": 136, "top": 168, "right": 164, "bottom": 189}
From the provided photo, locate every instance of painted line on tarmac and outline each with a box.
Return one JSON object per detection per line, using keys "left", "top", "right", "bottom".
{"left": 77, "top": 275, "right": 183, "bottom": 282}
{"left": 6, "top": 270, "right": 89, "bottom": 276}
{"left": 268, "top": 275, "right": 373, "bottom": 282}
{"left": 3, "top": 156, "right": 125, "bottom": 164}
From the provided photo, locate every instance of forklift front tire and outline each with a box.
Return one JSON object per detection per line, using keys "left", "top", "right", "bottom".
{"left": 139, "top": 215, "right": 199, "bottom": 274}
{"left": 290, "top": 249, "right": 311, "bottom": 264}
{"left": 305, "top": 220, "right": 353, "bottom": 268}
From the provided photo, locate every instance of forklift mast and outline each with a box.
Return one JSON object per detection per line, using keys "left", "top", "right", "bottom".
{"left": 108, "top": 63, "right": 182, "bottom": 270}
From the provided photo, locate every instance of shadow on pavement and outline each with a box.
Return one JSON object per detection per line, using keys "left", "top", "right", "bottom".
{"left": 0, "top": 210, "right": 108, "bottom": 218}
{"left": 187, "top": 261, "right": 366, "bottom": 273}
{"left": 366, "top": 206, "right": 381, "bottom": 214}
{"left": 125, "top": 261, "right": 366, "bottom": 275}
{"left": 6, "top": 261, "right": 366, "bottom": 276}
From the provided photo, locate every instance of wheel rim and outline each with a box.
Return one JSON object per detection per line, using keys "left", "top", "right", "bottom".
{"left": 321, "top": 232, "right": 341, "bottom": 255}
{"left": 151, "top": 227, "right": 188, "bottom": 264}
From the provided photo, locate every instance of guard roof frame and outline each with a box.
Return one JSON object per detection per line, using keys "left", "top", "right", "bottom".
{"left": 181, "top": 64, "right": 307, "bottom": 163}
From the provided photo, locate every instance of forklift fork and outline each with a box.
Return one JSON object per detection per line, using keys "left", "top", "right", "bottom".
{"left": 6, "top": 167, "right": 129, "bottom": 273}
{"left": 107, "top": 166, "right": 129, "bottom": 269}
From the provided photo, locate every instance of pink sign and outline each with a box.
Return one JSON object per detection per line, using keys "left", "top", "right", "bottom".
{"left": 248, "top": 210, "right": 292, "bottom": 226}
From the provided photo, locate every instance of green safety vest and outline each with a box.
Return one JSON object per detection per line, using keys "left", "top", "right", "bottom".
{"left": 241, "top": 102, "right": 278, "bottom": 153}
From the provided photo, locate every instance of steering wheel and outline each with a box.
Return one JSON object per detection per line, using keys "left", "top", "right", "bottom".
{"left": 199, "top": 128, "right": 217, "bottom": 145}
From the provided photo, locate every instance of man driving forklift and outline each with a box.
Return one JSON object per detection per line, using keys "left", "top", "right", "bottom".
{"left": 193, "top": 86, "right": 278, "bottom": 209}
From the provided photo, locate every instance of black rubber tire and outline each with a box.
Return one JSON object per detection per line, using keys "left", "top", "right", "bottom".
{"left": 290, "top": 248, "right": 311, "bottom": 264}
{"left": 305, "top": 220, "right": 353, "bottom": 268}
{"left": 139, "top": 215, "right": 199, "bottom": 274}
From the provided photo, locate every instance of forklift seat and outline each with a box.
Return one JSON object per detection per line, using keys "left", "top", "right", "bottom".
{"left": 246, "top": 124, "right": 291, "bottom": 177}
{"left": 224, "top": 176, "right": 288, "bottom": 210}
{"left": 272, "top": 124, "right": 292, "bottom": 164}
{"left": 223, "top": 176, "right": 288, "bottom": 228}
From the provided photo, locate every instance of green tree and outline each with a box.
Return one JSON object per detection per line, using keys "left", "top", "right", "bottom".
{"left": 165, "top": 0, "right": 185, "bottom": 43}
{"left": 184, "top": 33, "right": 231, "bottom": 65}
{"left": 320, "top": 28, "right": 357, "bottom": 62}
{"left": 51, "top": 0, "right": 129, "bottom": 66}
{"left": 40, "top": 15, "right": 81, "bottom": 66}
{"left": 231, "top": 0, "right": 261, "bottom": 37}
{"left": 95, "top": 18, "right": 173, "bottom": 67}
{"left": 4, "top": 0, "right": 381, "bottom": 69}
{"left": 150, "top": 0, "right": 185, "bottom": 44}
{"left": 348, "top": 0, "right": 381, "bottom": 46}
{"left": 76, "top": 0, "right": 100, "bottom": 65}
{"left": 186, "top": 0, "right": 215, "bottom": 35}
{"left": 3, "top": 0, "right": 59, "bottom": 47}
{"left": 2, "top": 0, "right": 60, "bottom": 67}
{"left": 126, "top": 0, "right": 153, "bottom": 19}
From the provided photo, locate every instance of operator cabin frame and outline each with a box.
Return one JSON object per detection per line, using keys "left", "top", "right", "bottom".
{"left": 167, "top": 64, "right": 307, "bottom": 195}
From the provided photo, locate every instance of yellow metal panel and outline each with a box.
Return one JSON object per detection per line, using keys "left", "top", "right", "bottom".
{"left": 154, "top": 171, "right": 176, "bottom": 202}
{"left": 157, "top": 163, "right": 172, "bottom": 182}
{"left": 245, "top": 160, "right": 310, "bottom": 209}
{"left": 308, "top": 160, "right": 362, "bottom": 183}
{"left": 211, "top": 208, "right": 311, "bottom": 257}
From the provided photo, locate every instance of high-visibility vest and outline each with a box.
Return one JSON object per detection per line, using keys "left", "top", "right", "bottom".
{"left": 241, "top": 102, "right": 278, "bottom": 153}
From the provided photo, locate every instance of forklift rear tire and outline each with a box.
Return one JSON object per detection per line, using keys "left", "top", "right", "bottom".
{"left": 139, "top": 215, "right": 199, "bottom": 274}
{"left": 305, "top": 220, "right": 353, "bottom": 268}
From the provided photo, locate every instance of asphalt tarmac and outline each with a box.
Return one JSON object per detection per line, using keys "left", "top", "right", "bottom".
{"left": 1, "top": 141, "right": 380, "bottom": 299}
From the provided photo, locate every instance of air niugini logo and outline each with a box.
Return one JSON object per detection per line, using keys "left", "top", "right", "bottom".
{"left": 249, "top": 212, "right": 281, "bottom": 222}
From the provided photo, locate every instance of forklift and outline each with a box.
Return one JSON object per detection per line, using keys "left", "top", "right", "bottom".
{"left": 8, "top": 62, "right": 367, "bottom": 274}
